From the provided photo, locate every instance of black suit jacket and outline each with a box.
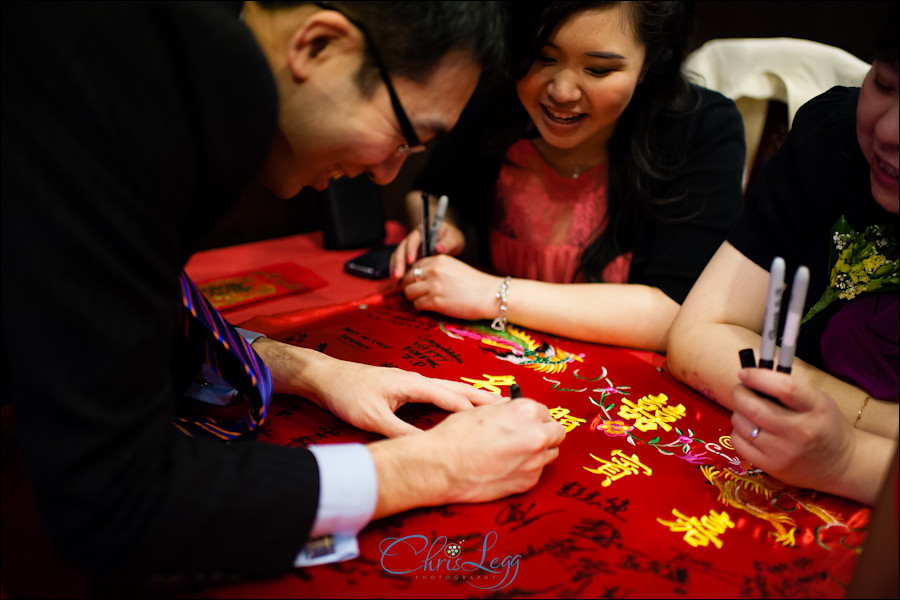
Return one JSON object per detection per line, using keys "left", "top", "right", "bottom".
{"left": 2, "top": 1, "right": 319, "bottom": 584}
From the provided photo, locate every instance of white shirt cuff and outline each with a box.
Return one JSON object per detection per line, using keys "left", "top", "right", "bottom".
{"left": 235, "top": 327, "right": 266, "bottom": 345}
{"left": 295, "top": 443, "right": 377, "bottom": 567}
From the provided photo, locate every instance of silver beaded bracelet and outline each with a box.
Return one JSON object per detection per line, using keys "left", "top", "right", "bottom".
{"left": 491, "top": 276, "right": 512, "bottom": 331}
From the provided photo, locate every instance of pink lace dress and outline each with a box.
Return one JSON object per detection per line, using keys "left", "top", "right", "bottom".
{"left": 490, "top": 139, "right": 631, "bottom": 283}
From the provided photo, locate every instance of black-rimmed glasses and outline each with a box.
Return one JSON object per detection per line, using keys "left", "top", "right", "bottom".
{"left": 314, "top": 2, "right": 426, "bottom": 155}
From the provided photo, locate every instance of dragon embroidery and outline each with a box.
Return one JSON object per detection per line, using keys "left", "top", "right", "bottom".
{"left": 440, "top": 322, "right": 584, "bottom": 374}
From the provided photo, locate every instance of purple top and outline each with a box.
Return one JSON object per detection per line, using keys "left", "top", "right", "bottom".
{"left": 821, "top": 292, "right": 899, "bottom": 400}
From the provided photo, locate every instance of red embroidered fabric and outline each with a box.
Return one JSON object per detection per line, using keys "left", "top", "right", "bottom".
{"left": 199, "top": 292, "right": 868, "bottom": 599}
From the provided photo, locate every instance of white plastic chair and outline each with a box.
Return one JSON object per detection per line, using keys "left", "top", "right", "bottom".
{"left": 684, "top": 38, "right": 871, "bottom": 192}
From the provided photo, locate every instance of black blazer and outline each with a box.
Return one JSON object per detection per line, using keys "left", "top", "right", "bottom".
{"left": 2, "top": 1, "right": 320, "bottom": 584}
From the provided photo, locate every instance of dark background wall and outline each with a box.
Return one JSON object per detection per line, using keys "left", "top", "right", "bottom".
{"left": 197, "top": 0, "right": 893, "bottom": 251}
{"left": 688, "top": 0, "right": 890, "bottom": 61}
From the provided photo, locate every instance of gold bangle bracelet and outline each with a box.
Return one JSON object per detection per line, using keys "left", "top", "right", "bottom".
{"left": 853, "top": 395, "right": 871, "bottom": 429}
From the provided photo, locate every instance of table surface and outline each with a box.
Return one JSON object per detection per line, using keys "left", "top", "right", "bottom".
{"left": 180, "top": 227, "right": 868, "bottom": 599}
{"left": 185, "top": 221, "right": 409, "bottom": 326}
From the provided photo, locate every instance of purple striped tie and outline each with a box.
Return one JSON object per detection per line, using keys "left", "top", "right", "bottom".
{"left": 174, "top": 271, "right": 272, "bottom": 440}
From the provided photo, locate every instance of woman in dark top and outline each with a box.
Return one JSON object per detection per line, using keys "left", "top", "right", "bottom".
{"left": 390, "top": 1, "right": 744, "bottom": 353}
{"left": 668, "top": 2, "right": 898, "bottom": 506}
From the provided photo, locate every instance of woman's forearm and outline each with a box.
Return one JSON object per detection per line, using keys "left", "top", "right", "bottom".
{"left": 667, "top": 319, "right": 899, "bottom": 439}
{"left": 504, "top": 279, "right": 680, "bottom": 353}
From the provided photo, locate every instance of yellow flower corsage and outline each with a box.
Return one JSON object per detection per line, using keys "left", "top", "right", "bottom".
{"left": 802, "top": 216, "right": 898, "bottom": 323}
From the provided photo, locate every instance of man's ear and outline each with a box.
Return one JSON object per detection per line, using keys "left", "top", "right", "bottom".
{"left": 287, "top": 9, "right": 363, "bottom": 82}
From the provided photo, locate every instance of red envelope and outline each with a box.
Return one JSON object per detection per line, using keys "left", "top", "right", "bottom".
{"left": 196, "top": 263, "right": 327, "bottom": 311}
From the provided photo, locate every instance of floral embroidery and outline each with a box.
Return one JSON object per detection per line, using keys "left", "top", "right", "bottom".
{"left": 591, "top": 416, "right": 634, "bottom": 437}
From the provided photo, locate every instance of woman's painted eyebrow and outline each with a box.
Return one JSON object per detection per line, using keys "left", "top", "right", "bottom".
{"left": 585, "top": 51, "right": 626, "bottom": 60}
{"left": 543, "top": 41, "right": 625, "bottom": 60}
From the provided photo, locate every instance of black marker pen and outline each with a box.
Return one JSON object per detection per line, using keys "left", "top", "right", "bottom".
{"left": 739, "top": 348, "right": 757, "bottom": 369}
{"left": 421, "top": 191, "right": 430, "bottom": 258}
{"left": 738, "top": 348, "right": 783, "bottom": 405}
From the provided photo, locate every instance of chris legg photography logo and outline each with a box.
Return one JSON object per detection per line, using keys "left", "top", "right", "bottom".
{"left": 378, "top": 531, "right": 521, "bottom": 590}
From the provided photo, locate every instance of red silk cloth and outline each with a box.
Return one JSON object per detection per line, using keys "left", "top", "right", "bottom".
{"left": 200, "top": 292, "right": 867, "bottom": 599}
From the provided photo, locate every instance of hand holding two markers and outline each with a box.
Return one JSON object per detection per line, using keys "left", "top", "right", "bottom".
{"left": 730, "top": 368, "right": 859, "bottom": 498}
{"left": 737, "top": 259, "right": 807, "bottom": 404}
{"left": 730, "top": 259, "right": 891, "bottom": 505}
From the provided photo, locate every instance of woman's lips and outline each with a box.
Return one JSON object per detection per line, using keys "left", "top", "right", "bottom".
{"left": 875, "top": 155, "right": 898, "bottom": 178}
{"left": 873, "top": 154, "right": 899, "bottom": 188}
{"left": 541, "top": 104, "right": 586, "bottom": 127}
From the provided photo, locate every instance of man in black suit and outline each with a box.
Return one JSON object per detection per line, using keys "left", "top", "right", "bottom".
{"left": 1, "top": 1, "right": 565, "bottom": 591}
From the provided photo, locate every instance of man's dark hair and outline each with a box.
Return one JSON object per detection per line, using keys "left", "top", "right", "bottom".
{"left": 260, "top": 1, "right": 508, "bottom": 95}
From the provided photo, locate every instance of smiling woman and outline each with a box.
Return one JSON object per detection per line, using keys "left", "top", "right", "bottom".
{"left": 515, "top": 3, "right": 647, "bottom": 177}
{"left": 666, "top": 1, "right": 899, "bottom": 510}
{"left": 389, "top": 1, "right": 745, "bottom": 355}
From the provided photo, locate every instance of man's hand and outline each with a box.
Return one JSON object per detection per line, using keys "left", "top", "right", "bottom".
{"left": 368, "top": 397, "right": 566, "bottom": 518}
{"left": 253, "top": 337, "right": 500, "bottom": 437}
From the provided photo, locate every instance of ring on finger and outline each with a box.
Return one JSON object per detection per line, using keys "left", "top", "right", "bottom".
{"left": 750, "top": 425, "right": 761, "bottom": 441}
{"left": 413, "top": 266, "right": 423, "bottom": 281}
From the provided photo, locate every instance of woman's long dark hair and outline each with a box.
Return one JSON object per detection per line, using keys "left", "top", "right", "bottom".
{"left": 495, "top": 1, "right": 698, "bottom": 281}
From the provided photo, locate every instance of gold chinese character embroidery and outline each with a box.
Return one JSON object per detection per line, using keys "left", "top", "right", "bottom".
{"left": 549, "top": 406, "right": 587, "bottom": 432}
{"left": 617, "top": 393, "right": 685, "bottom": 432}
{"left": 657, "top": 508, "right": 735, "bottom": 549}
{"left": 583, "top": 449, "right": 652, "bottom": 487}
{"left": 460, "top": 374, "right": 517, "bottom": 395}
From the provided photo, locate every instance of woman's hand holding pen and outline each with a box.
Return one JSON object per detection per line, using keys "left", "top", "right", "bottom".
{"left": 729, "top": 367, "right": 888, "bottom": 505}
{"left": 390, "top": 221, "right": 465, "bottom": 280}
{"left": 399, "top": 254, "right": 501, "bottom": 321}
